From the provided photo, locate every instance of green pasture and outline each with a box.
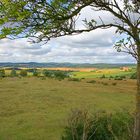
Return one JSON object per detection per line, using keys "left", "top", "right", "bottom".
{"left": 0, "top": 77, "right": 136, "bottom": 140}
{"left": 72, "top": 68, "right": 136, "bottom": 78}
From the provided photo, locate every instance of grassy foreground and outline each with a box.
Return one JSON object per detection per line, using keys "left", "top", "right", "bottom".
{"left": 0, "top": 77, "right": 136, "bottom": 140}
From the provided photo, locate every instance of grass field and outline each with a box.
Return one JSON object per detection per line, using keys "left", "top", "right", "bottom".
{"left": 72, "top": 68, "right": 136, "bottom": 78}
{"left": 0, "top": 77, "right": 136, "bottom": 140}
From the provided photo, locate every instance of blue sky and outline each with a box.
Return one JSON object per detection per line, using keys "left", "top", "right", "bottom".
{"left": 0, "top": 5, "right": 136, "bottom": 63}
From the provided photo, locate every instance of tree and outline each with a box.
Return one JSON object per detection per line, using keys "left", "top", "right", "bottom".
{"left": 0, "top": 69, "right": 5, "bottom": 78}
{"left": 10, "top": 69, "right": 17, "bottom": 77}
{"left": 32, "top": 69, "right": 39, "bottom": 77}
{"left": 0, "top": 0, "right": 140, "bottom": 139}
{"left": 20, "top": 70, "right": 27, "bottom": 77}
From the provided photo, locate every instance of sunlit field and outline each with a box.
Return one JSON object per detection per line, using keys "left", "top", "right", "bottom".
{"left": 0, "top": 76, "right": 136, "bottom": 140}
{"left": 72, "top": 68, "right": 135, "bottom": 78}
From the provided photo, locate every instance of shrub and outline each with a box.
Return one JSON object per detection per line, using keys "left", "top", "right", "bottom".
{"left": 100, "top": 74, "right": 106, "bottom": 79}
{"left": 26, "top": 69, "right": 35, "bottom": 72}
{"left": 109, "top": 76, "right": 113, "bottom": 79}
{"left": 112, "top": 82, "right": 117, "bottom": 86}
{"left": 54, "top": 70, "right": 69, "bottom": 80}
{"left": 68, "top": 78, "right": 81, "bottom": 82}
{"left": 130, "top": 73, "right": 137, "bottom": 79}
{"left": 87, "top": 80, "right": 96, "bottom": 84}
{"left": 40, "top": 76, "right": 46, "bottom": 80}
{"left": 20, "top": 70, "right": 27, "bottom": 77}
{"left": 102, "top": 82, "right": 108, "bottom": 86}
{"left": 81, "top": 78, "right": 85, "bottom": 80}
{"left": 120, "top": 75, "right": 126, "bottom": 79}
{"left": 114, "top": 75, "right": 126, "bottom": 80}
{"left": 10, "top": 69, "right": 17, "bottom": 77}
{"left": 43, "top": 70, "right": 54, "bottom": 78}
{"left": 32, "top": 69, "right": 39, "bottom": 76}
{"left": 62, "top": 109, "right": 133, "bottom": 140}
{"left": 114, "top": 76, "right": 123, "bottom": 80}
{"left": 0, "top": 69, "right": 5, "bottom": 77}
{"left": 43, "top": 70, "right": 70, "bottom": 80}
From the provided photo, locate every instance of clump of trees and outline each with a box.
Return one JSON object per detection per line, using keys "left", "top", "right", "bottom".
{"left": 10, "top": 69, "right": 17, "bottom": 77}
{"left": 130, "top": 73, "right": 137, "bottom": 79}
{"left": 19, "top": 70, "right": 27, "bottom": 77}
{"left": 0, "top": 69, "right": 5, "bottom": 78}
{"left": 100, "top": 74, "right": 106, "bottom": 79}
{"left": 32, "top": 69, "right": 39, "bottom": 77}
{"left": 43, "top": 70, "right": 70, "bottom": 80}
{"left": 114, "top": 75, "right": 126, "bottom": 80}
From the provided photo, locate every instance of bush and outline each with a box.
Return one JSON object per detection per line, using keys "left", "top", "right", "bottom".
{"left": 43, "top": 70, "right": 54, "bottom": 78}
{"left": 20, "top": 70, "right": 27, "bottom": 77}
{"left": 130, "top": 73, "right": 137, "bottom": 79}
{"left": 120, "top": 75, "right": 126, "bottom": 79}
{"left": 33, "top": 69, "right": 39, "bottom": 76}
{"left": 114, "top": 76, "right": 123, "bottom": 80}
{"left": 0, "top": 69, "right": 5, "bottom": 77}
{"left": 109, "top": 76, "right": 113, "bottom": 79}
{"left": 10, "top": 69, "right": 17, "bottom": 77}
{"left": 62, "top": 109, "right": 133, "bottom": 140}
{"left": 40, "top": 76, "right": 46, "bottom": 80}
{"left": 114, "top": 75, "right": 126, "bottom": 80}
{"left": 87, "top": 80, "right": 96, "bottom": 84}
{"left": 102, "top": 82, "right": 108, "bottom": 86}
{"left": 26, "top": 69, "right": 35, "bottom": 72}
{"left": 81, "top": 78, "right": 85, "bottom": 80}
{"left": 112, "top": 82, "right": 117, "bottom": 86}
{"left": 68, "top": 78, "right": 81, "bottom": 82}
{"left": 54, "top": 71, "right": 69, "bottom": 80}
{"left": 43, "top": 70, "right": 70, "bottom": 80}
{"left": 100, "top": 74, "right": 106, "bottom": 79}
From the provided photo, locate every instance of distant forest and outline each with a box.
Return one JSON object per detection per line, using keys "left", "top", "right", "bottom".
{"left": 0, "top": 62, "right": 136, "bottom": 69}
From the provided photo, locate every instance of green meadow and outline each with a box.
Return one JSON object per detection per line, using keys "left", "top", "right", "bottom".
{"left": 72, "top": 68, "right": 136, "bottom": 78}
{"left": 0, "top": 75, "right": 136, "bottom": 140}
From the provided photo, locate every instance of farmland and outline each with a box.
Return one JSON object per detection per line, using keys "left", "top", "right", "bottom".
{"left": 0, "top": 66, "right": 136, "bottom": 139}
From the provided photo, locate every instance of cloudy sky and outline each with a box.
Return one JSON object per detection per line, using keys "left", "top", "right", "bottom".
{"left": 0, "top": 6, "right": 136, "bottom": 64}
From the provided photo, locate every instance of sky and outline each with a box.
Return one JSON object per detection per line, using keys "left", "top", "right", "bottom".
{"left": 0, "top": 5, "right": 136, "bottom": 64}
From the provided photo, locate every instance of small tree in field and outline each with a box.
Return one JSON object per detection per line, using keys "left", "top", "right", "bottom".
{"left": 0, "top": 69, "right": 5, "bottom": 78}
{"left": 20, "top": 70, "right": 27, "bottom": 77}
{"left": 10, "top": 69, "right": 17, "bottom": 77}
{"left": 0, "top": 1, "right": 140, "bottom": 139}
{"left": 32, "top": 69, "right": 39, "bottom": 77}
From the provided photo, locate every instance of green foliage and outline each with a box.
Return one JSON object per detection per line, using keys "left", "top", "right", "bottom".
{"left": 62, "top": 109, "right": 134, "bottom": 140}
{"left": 43, "top": 70, "right": 54, "bottom": 78}
{"left": 112, "top": 82, "right": 117, "bottom": 86}
{"left": 0, "top": 69, "right": 5, "bottom": 77}
{"left": 10, "top": 69, "right": 17, "bottom": 77}
{"left": 68, "top": 78, "right": 81, "bottom": 82}
{"left": 40, "top": 76, "right": 46, "bottom": 80}
{"left": 130, "top": 73, "right": 137, "bottom": 79}
{"left": 43, "top": 70, "right": 70, "bottom": 80}
{"left": 101, "top": 82, "right": 108, "bottom": 86}
{"left": 54, "top": 70, "right": 69, "bottom": 80}
{"left": 19, "top": 70, "right": 27, "bottom": 77}
{"left": 87, "top": 80, "right": 96, "bottom": 84}
{"left": 32, "top": 69, "right": 39, "bottom": 77}
{"left": 1, "top": 0, "right": 139, "bottom": 48}
{"left": 109, "top": 76, "right": 114, "bottom": 79}
{"left": 100, "top": 74, "right": 106, "bottom": 79}
{"left": 114, "top": 76, "right": 123, "bottom": 80}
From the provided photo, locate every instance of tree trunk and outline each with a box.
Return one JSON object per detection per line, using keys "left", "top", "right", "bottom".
{"left": 134, "top": 47, "right": 140, "bottom": 140}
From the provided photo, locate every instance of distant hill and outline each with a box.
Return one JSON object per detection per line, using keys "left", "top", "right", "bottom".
{"left": 0, "top": 62, "right": 136, "bottom": 69}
